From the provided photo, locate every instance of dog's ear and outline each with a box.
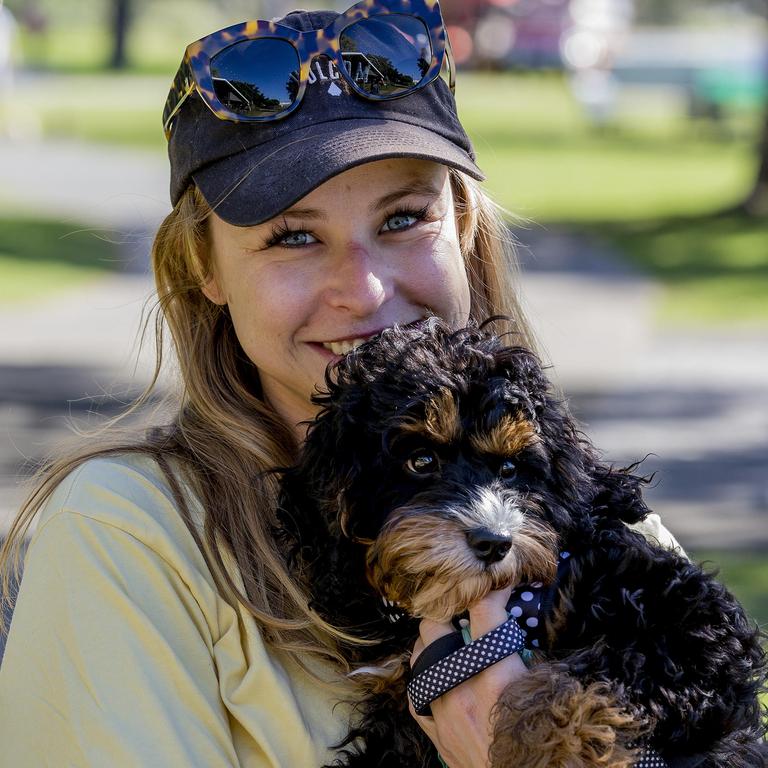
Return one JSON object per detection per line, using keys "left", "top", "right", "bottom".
{"left": 589, "top": 463, "right": 651, "bottom": 524}
{"left": 494, "top": 346, "right": 550, "bottom": 413}
{"left": 276, "top": 396, "right": 369, "bottom": 611}
{"left": 536, "top": 397, "right": 598, "bottom": 517}
{"left": 289, "top": 397, "right": 366, "bottom": 535}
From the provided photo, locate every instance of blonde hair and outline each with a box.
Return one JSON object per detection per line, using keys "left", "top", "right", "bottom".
{"left": 0, "top": 169, "right": 537, "bottom": 674}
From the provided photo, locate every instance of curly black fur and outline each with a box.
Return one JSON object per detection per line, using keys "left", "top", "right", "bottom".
{"left": 277, "top": 318, "right": 767, "bottom": 768}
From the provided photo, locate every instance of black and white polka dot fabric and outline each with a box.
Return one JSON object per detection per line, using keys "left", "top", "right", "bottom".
{"left": 407, "top": 617, "right": 525, "bottom": 716}
{"left": 505, "top": 579, "right": 547, "bottom": 648}
{"left": 634, "top": 749, "right": 667, "bottom": 767}
{"left": 505, "top": 550, "right": 571, "bottom": 650}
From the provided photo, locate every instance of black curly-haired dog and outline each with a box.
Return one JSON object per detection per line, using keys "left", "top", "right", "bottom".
{"left": 278, "top": 319, "right": 766, "bottom": 768}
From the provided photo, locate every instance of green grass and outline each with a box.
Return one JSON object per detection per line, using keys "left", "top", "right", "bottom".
{"left": 15, "top": 5, "right": 221, "bottom": 75}
{"left": 599, "top": 212, "right": 768, "bottom": 325}
{"left": 456, "top": 72, "right": 759, "bottom": 222}
{"left": 691, "top": 549, "right": 768, "bottom": 631}
{"left": 18, "top": 25, "right": 114, "bottom": 74}
{"left": 0, "top": 217, "right": 123, "bottom": 303}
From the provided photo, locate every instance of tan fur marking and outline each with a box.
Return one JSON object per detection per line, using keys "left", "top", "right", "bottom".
{"left": 547, "top": 587, "right": 573, "bottom": 647}
{"left": 347, "top": 653, "right": 410, "bottom": 696}
{"left": 398, "top": 389, "right": 460, "bottom": 445}
{"left": 471, "top": 413, "right": 539, "bottom": 457}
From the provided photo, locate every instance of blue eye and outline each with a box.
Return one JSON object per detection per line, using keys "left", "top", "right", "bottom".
{"left": 280, "top": 230, "right": 316, "bottom": 247}
{"left": 383, "top": 212, "right": 419, "bottom": 232}
{"left": 381, "top": 204, "right": 429, "bottom": 233}
{"left": 266, "top": 225, "right": 318, "bottom": 248}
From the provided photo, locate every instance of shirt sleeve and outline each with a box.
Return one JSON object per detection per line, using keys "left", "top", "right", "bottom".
{"left": 0, "top": 465, "right": 244, "bottom": 767}
{"left": 628, "top": 512, "right": 687, "bottom": 558}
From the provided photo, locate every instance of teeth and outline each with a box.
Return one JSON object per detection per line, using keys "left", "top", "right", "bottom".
{"left": 322, "top": 337, "right": 371, "bottom": 355}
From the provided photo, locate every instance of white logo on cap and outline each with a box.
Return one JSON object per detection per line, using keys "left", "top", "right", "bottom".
{"left": 308, "top": 59, "right": 340, "bottom": 84}
{"left": 297, "top": 55, "right": 379, "bottom": 93}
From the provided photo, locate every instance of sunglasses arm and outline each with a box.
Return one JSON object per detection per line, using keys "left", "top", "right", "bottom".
{"left": 163, "top": 57, "right": 197, "bottom": 140}
{"left": 443, "top": 30, "right": 456, "bottom": 94}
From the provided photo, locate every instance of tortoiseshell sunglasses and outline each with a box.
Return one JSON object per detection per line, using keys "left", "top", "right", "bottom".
{"left": 163, "top": 0, "right": 454, "bottom": 139}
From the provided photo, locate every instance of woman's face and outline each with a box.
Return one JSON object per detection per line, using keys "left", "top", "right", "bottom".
{"left": 204, "top": 159, "right": 471, "bottom": 433}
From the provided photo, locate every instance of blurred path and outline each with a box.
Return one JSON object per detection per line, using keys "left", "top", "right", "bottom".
{"left": 518, "top": 229, "right": 768, "bottom": 551}
{"left": 1, "top": 137, "right": 766, "bottom": 551}
{"left": 0, "top": 137, "right": 168, "bottom": 272}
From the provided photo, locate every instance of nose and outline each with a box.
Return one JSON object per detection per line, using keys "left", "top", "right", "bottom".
{"left": 323, "top": 245, "right": 390, "bottom": 315}
{"left": 466, "top": 528, "right": 512, "bottom": 565}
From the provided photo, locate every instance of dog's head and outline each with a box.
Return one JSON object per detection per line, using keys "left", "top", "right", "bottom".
{"left": 283, "top": 319, "right": 649, "bottom": 623}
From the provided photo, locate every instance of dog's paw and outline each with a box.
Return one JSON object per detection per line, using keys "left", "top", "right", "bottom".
{"left": 489, "top": 664, "right": 650, "bottom": 768}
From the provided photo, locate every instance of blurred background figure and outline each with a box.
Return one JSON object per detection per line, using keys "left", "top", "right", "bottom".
{"left": 0, "top": 3, "right": 18, "bottom": 137}
{"left": 0, "top": 0, "right": 766, "bottom": 657}
{"left": 562, "top": 0, "right": 634, "bottom": 125}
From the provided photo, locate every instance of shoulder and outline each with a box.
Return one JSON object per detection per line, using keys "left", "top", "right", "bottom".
{"left": 32, "top": 452, "right": 208, "bottom": 577}
{"left": 21, "top": 451, "right": 228, "bottom": 643}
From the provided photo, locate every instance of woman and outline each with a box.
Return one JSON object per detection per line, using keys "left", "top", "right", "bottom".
{"left": 0, "top": 4, "right": 678, "bottom": 767}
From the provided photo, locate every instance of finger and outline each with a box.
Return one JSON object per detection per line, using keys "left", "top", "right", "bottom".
{"left": 408, "top": 699, "right": 438, "bottom": 741}
{"left": 467, "top": 585, "right": 514, "bottom": 640}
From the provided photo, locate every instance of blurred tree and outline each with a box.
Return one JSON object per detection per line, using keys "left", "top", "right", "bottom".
{"left": 110, "top": 0, "right": 132, "bottom": 69}
{"left": 745, "top": 113, "right": 768, "bottom": 215}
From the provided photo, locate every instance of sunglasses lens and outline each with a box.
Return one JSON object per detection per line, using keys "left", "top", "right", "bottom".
{"left": 210, "top": 38, "right": 300, "bottom": 117}
{"left": 340, "top": 14, "right": 433, "bottom": 97}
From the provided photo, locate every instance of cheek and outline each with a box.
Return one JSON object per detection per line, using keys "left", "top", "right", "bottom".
{"left": 223, "top": 265, "right": 315, "bottom": 362}
{"left": 408, "top": 236, "right": 471, "bottom": 324}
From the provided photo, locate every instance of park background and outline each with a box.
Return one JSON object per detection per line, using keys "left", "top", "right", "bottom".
{"left": 0, "top": 0, "right": 766, "bottom": 647}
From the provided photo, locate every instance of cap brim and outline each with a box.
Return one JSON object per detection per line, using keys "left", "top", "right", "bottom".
{"left": 192, "top": 119, "right": 485, "bottom": 227}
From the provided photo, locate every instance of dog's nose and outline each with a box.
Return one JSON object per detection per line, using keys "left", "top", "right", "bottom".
{"left": 466, "top": 528, "right": 512, "bottom": 564}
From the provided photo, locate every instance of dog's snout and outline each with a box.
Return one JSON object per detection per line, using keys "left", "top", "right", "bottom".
{"left": 466, "top": 528, "right": 512, "bottom": 565}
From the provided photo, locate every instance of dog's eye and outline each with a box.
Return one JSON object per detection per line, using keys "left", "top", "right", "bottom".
{"left": 405, "top": 451, "right": 439, "bottom": 475}
{"left": 499, "top": 459, "right": 517, "bottom": 480}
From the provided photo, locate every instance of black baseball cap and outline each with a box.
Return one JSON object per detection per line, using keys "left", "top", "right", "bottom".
{"left": 167, "top": 8, "right": 484, "bottom": 227}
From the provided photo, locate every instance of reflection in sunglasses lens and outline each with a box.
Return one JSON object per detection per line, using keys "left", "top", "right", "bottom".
{"left": 340, "top": 15, "right": 432, "bottom": 96}
{"left": 211, "top": 38, "right": 300, "bottom": 117}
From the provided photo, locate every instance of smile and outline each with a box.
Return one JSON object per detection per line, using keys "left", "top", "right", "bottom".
{"left": 319, "top": 318, "right": 430, "bottom": 357}
{"left": 321, "top": 336, "right": 375, "bottom": 355}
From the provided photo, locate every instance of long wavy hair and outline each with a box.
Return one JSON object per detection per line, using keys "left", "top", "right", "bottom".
{"left": 0, "top": 169, "right": 538, "bottom": 677}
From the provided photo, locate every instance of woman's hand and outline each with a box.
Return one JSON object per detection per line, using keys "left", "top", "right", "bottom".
{"left": 409, "top": 587, "right": 528, "bottom": 768}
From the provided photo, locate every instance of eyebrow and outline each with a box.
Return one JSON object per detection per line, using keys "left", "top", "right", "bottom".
{"left": 276, "top": 179, "right": 443, "bottom": 222}
{"left": 370, "top": 180, "right": 443, "bottom": 214}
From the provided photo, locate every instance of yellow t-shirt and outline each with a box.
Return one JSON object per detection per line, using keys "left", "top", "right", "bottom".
{"left": 0, "top": 454, "right": 353, "bottom": 767}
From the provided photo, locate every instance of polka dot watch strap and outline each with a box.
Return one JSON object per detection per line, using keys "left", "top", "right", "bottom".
{"left": 407, "top": 617, "right": 525, "bottom": 716}
{"left": 634, "top": 748, "right": 667, "bottom": 767}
